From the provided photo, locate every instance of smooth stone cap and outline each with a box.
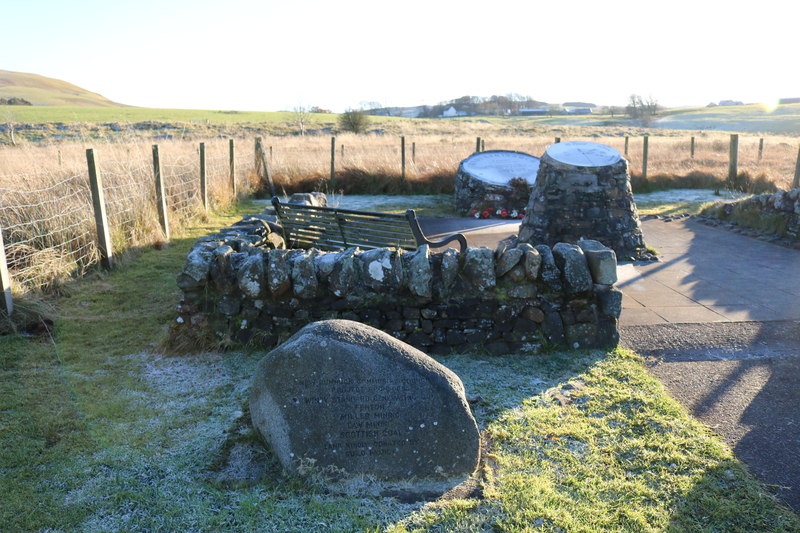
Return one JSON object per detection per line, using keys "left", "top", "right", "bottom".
{"left": 546, "top": 141, "right": 621, "bottom": 167}
{"left": 460, "top": 150, "right": 540, "bottom": 185}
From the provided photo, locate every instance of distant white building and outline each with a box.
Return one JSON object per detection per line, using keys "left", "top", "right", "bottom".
{"left": 441, "top": 106, "right": 468, "bottom": 118}
{"left": 519, "top": 108, "right": 548, "bottom": 116}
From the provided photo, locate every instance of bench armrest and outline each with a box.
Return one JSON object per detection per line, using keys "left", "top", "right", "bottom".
{"left": 405, "top": 210, "right": 467, "bottom": 253}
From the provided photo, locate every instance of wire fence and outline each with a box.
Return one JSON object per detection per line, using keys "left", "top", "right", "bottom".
{"left": 0, "top": 139, "right": 257, "bottom": 313}
{"left": 253, "top": 132, "right": 800, "bottom": 193}
{"left": 2, "top": 132, "right": 798, "bottom": 316}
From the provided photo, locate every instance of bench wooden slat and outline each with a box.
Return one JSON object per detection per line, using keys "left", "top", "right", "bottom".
{"left": 280, "top": 218, "right": 416, "bottom": 244}
{"left": 279, "top": 212, "right": 412, "bottom": 231}
{"left": 272, "top": 197, "right": 466, "bottom": 253}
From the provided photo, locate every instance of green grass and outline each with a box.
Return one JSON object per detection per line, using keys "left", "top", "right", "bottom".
{"left": 637, "top": 201, "right": 718, "bottom": 216}
{"left": 655, "top": 103, "right": 800, "bottom": 134}
{"left": 1, "top": 200, "right": 798, "bottom": 531}
{"left": 702, "top": 199, "right": 792, "bottom": 237}
{"left": 0, "top": 104, "right": 341, "bottom": 125}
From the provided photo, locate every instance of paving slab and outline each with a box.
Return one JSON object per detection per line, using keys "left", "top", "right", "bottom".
{"left": 619, "top": 218, "right": 800, "bottom": 324}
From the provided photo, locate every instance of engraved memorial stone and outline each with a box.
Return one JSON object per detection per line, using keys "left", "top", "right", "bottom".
{"left": 249, "top": 320, "right": 480, "bottom": 485}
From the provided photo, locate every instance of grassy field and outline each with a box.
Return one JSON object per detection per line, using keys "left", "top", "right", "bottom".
{"left": 4, "top": 102, "right": 800, "bottom": 134}
{"left": 1, "top": 199, "right": 797, "bottom": 531}
{"left": 655, "top": 103, "right": 800, "bottom": 134}
{"left": 0, "top": 70, "right": 122, "bottom": 107}
{"left": 0, "top": 104, "right": 340, "bottom": 126}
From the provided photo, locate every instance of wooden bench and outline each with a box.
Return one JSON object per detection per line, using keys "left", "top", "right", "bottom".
{"left": 271, "top": 197, "right": 467, "bottom": 252}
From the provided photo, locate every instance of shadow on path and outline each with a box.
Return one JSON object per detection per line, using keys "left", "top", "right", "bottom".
{"left": 621, "top": 218, "right": 800, "bottom": 512}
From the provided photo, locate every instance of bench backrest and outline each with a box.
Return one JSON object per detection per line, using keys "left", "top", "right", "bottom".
{"left": 272, "top": 198, "right": 420, "bottom": 251}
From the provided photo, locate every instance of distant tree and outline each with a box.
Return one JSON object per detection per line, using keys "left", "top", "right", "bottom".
{"left": 644, "top": 95, "right": 659, "bottom": 117}
{"left": 309, "top": 106, "right": 331, "bottom": 114}
{"left": 3, "top": 110, "right": 16, "bottom": 146}
{"left": 338, "top": 108, "right": 370, "bottom": 134}
{"left": 627, "top": 94, "right": 658, "bottom": 125}
{"left": 292, "top": 106, "right": 310, "bottom": 136}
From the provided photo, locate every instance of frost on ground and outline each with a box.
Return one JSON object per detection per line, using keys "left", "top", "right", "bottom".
{"left": 329, "top": 194, "right": 450, "bottom": 212}
{"left": 55, "top": 351, "right": 416, "bottom": 532}
{"left": 634, "top": 188, "right": 748, "bottom": 205}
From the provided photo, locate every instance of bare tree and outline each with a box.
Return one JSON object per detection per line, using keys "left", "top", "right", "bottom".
{"left": 627, "top": 94, "right": 658, "bottom": 126}
{"left": 3, "top": 110, "right": 16, "bottom": 146}
{"left": 292, "top": 106, "right": 310, "bottom": 136}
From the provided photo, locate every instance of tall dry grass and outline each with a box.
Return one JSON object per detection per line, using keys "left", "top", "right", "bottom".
{"left": 256, "top": 132, "right": 797, "bottom": 195}
{"left": 0, "top": 130, "right": 796, "bottom": 296}
{"left": 0, "top": 138, "right": 257, "bottom": 294}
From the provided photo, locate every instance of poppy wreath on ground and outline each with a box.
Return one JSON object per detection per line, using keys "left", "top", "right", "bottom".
{"left": 470, "top": 207, "right": 525, "bottom": 219}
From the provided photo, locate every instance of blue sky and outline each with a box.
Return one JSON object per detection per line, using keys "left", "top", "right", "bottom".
{"left": 4, "top": 0, "right": 798, "bottom": 112}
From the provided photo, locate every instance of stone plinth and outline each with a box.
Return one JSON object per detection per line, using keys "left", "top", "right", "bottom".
{"left": 518, "top": 141, "right": 649, "bottom": 260}
{"left": 454, "top": 150, "right": 540, "bottom": 217}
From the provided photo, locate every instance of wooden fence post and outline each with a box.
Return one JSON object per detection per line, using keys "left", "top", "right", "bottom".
{"left": 199, "top": 142, "right": 208, "bottom": 212}
{"left": 229, "top": 138, "right": 236, "bottom": 197}
{"left": 152, "top": 144, "right": 170, "bottom": 240}
{"left": 401, "top": 136, "right": 406, "bottom": 181}
{"left": 330, "top": 136, "right": 336, "bottom": 188}
{"left": 258, "top": 139, "right": 276, "bottom": 197}
{"left": 555, "top": 137, "right": 561, "bottom": 144}
{"left": 254, "top": 137, "right": 262, "bottom": 176}
{"left": 793, "top": 145, "right": 800, "bottom": 189}
{"left": 481, "top": 139, "right": 485, "bottom": 152}
{"left": 728, "top": 134, "right": 739, "bottom": 182}
{"left": 0, "top": 223, "right": 12, "bottom": 316}
{"left": 475, "top": 137, "right": 481, "bottom": 153}
{"left": 690, "top": 136, "right": 695, "bottom": 159}
{"left": 86, "top": 148, "right": 114, "bottom": 270}
{"left": 412, "top": 142, "right": 416, "bottom": 165}
{"left": 642, "top": 136, "right": 649, "bottom": 179}
{"left": 624, "top": 136, "right": 629, "bottom": 156}
{"left": 758, "top": 138, "right": 764, "bottom": 161}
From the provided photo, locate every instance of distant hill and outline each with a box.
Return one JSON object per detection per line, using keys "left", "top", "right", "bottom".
{"left": 0, "top": 70, "right": 124, "bottom": 107}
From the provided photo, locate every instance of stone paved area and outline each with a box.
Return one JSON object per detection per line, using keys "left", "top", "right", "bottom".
{"left": 618, "top": 218, "right": 800, "bottom": 325}
{"left": 422, "top": 215, "right": 800, "bottom": 512}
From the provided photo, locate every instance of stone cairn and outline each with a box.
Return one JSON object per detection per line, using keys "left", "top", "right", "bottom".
{"left": 454, "top": 150, "right": 540, "bottom": 217}
{"left": 518, "top": 141, "right": 652, "bottom": 260}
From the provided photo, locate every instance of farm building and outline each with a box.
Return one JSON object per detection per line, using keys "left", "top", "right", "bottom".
{"left": 441, "top": 106, "right": 468, "bottom": 118}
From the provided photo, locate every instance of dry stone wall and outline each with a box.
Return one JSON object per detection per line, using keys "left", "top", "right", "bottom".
{"left": 176, "top": 216, "right": 622, "bottom": 354}
{"left": 701, "top": 188, "right": 800, "bottom": 240}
